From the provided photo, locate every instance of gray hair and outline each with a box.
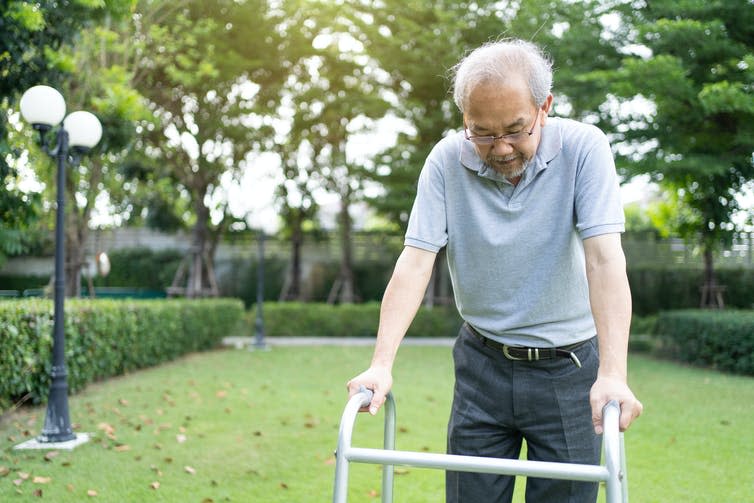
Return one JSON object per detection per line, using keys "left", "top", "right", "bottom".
{"left": 451, "top": 39, "right": 553, "bottom": 113}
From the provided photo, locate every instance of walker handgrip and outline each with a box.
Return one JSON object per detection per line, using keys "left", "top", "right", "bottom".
{"left": 357, "top": 385, "right": 374, "bottom": 408}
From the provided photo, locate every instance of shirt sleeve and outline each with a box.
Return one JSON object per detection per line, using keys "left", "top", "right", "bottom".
{"left": 404, "top": 149, "right": 449, "bottom": 252}
{"left": 574, "top": 128, "right": 625, "bottom": 239}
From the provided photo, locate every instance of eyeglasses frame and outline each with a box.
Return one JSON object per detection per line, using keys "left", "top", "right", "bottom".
{"left": 464, "top": 107, "right": 542, "bottom": 146}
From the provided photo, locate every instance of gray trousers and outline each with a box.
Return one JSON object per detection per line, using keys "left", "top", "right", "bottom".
{"left": 446, "top": 324, "right": 601, "bottom": 503}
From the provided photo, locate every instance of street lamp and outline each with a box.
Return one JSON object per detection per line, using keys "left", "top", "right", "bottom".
{"left": 19, "top": 85, "right": 102, "bottom": 444}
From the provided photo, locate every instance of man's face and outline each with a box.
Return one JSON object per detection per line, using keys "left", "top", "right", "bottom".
{"left": 463, "top": 78, "right": 552, "bottom": 180}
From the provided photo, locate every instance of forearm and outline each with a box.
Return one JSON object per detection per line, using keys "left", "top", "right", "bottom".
{"left": 370, "top": 247, "right": 436, "bottom": 370}
{"left": 585, "top": 236, "right": 632, "bottom": 380}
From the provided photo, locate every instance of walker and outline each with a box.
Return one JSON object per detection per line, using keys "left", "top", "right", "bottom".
{"left": 333, "top": 386, "right": 628, "bottom": 502}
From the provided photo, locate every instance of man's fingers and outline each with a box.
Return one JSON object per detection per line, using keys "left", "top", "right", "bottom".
{"left": 592, "top": 407, "right": 604, "bottom": 435}
{"left": 619, "top": 399, "right": 643, "bottom": 432}
{"left": 369, "top": 390, "right": 386, "bottom": 415}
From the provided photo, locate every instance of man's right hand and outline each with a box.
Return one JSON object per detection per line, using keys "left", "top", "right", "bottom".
{"left": 346, "top": 366, "right": 393, "bottom": 415}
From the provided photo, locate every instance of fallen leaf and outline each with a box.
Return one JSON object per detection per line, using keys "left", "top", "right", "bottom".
{"left": 323, "top": 457, "right": 335, "bottom": 466}
{"left": 150, "top": 481, "right": 160, "bottom": 490}
{"left": 66, "top": 484, "right": 74, "bottom": 492}
{"left": 118, "top": 398, "right": 129, "bottom": 406}
{"left": 33, "top": 476, "right": 52, "bottom": 484}
{"left": 114, "top": 444, "right": 131, "bottom": 452}
{"left": 216, "top": 390, "right": 227, "bottom": 398}
{"left": 164, "top": 457, "right": 173, "bottom": 463}
{"left": 184, "top": 466, "right": 196, "bottom": 475}
{"left": 18, "top": 472, "right": 30, "bottom": 480}
{"left": 176, "top": 434, "right": 187, "bottom": 444}
{"left": 201, "top": 499, "right": 214, "bottom": 503}
{"left": 13, "top": 478, "right": 23, "bottom": 486}
{"left": 43, "top": 451, "right": 60, "bottom": 462}
{"left": 33, "top": 488, "right": 43, "bottom": 497}
{"left": 280, "top": 482, "right": 288, "bottom": 489}
{"left": 87, "top": 489, "right": 98, "bottom": 497}
{"left": 368, "top": 489, "right": 379, "bottom": 498}
{"left": 0, "top": 466, "right": 10, "bottom": 477}
{"left": 394, "top": 468, "right": 409, "bottom": 475}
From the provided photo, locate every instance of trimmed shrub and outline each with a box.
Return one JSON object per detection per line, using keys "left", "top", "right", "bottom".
{"left": 628, "top": 267, "right": 754, "bottom": 315}
{"left": 0, "top": 298, "right": 245, "bottom": 413}
{"left": 253, "top": 302, "right": 463, "bottom": 338}
{"left": 91, "top": 248, "right": 183, "bottom": 290}
{"left": 655, "top": 309, "right": 754, "bottom": 375}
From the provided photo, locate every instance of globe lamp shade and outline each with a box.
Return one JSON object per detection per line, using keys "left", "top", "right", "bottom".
{"left": 19, "top": 85, "right": 66, "bottom": 127}
{"left": 63, "top": 111, "right": 103, "bottom": 149}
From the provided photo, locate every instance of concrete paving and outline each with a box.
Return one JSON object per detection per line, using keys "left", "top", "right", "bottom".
{"left": 222, "top": 336, "right": 455, "bottom": 348}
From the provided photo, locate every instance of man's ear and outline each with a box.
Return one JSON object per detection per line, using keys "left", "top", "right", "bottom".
{"left": 540, "top": 94, "right": 554, "bottom": 126}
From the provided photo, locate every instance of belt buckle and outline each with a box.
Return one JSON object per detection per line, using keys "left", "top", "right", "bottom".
{"left": 502, "top": 345, "right": 539, "bottom": 361}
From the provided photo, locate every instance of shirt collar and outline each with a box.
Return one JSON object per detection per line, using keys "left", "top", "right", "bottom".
{"left": 459, "top": 118, "right": 563, "bottom": 183}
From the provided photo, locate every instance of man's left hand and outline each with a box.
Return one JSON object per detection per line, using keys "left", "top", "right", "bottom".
{"left": 590, "top": 376, "right": 643, "bottom": 434}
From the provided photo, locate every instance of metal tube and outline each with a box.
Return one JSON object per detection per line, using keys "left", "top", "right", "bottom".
{"left": 39, "top": 128, "right": 75, "bottom": 443}
{"left": 381, "top": 393, "right": 396, "bottom": 503}
{"left": 602, "top": 400, "right": 623, "bottom": 503}
{"left": 333, "top": 389, "right": 373, "bottom": 502}
{"left": 347, "top": 448, "right": 609, "bottom": 482}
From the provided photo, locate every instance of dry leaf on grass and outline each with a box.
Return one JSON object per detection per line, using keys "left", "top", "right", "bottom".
{"left": 150, "top": 481, "right": 160, "bottom": 490}
{"left": 32, "top": 476, "right": 52, "bottom": 484}
{"left": 184, "top": 466, "right": 196, "bottom": 475}
{"left": 87, "top": 489, "right": 98, "bottom": 497}
{"left": 43, "top": 451, "right": 59, "bottom": 462}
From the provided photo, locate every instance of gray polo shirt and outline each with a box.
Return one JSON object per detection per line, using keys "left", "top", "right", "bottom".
{"left": 405, "top": 117, "right": 625, "bottom": 347}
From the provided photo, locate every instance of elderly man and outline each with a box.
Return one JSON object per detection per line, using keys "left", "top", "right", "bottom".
{"left": 347, "top": 39, "right": 642, "bottom": 503}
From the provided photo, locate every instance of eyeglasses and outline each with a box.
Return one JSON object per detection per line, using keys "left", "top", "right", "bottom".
{"left": 464, "top": 110, "right": 540, "bottom": 146}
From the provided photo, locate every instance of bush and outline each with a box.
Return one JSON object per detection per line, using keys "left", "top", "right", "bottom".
{"left": 628, "top": 267, "right": 754, "bottom": 315}
{"left": 91, "top": 248, "right": 183, "bottom": 290}
{"left": 0, "top": 298, "right": 245, "bottom": 413}
{"left": 655, "top": 309, "right": 754, "bottom": 375}
{"left": 253, "top": 302, "right": 463, "bottom": 338}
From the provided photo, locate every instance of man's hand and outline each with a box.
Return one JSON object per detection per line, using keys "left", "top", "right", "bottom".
{"left": 347, "top": 366, "right": 393, "bottom": 416}
{"left": 590, "top": 376, "right": 643, "bottom": 434}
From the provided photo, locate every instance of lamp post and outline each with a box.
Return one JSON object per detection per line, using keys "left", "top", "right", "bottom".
{"left": 19, "top": 85, "right": 102, "bottom": 444}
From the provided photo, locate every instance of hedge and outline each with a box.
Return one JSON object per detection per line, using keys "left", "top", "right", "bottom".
{"left": 628, "top": 267, "right": 754, "bottom": 315}
{"left": 655, "top": 309, "right": 754, "bottom": 375}
{"left": 0, "top": 298, "right": 245, "bottom": 413}
{"left": 253, "top": 302, "right": 463, "bottom": 338}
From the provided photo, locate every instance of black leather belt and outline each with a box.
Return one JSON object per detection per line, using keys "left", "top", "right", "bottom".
{"left": 466, "top": 323, "right": 588, "bottom": 368}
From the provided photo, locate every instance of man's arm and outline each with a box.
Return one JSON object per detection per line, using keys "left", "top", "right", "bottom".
{"left": 347, "top": 246, "right": 437, "bottom": 415}
{"left": 583, "top": 233, "right": 643, "bottom": 433}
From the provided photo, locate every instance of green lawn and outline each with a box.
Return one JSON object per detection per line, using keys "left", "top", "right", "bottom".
{"left": 1, "top": 344, "right": 753, "bottom": 502}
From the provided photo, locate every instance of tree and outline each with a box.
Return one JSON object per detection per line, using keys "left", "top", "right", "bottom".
{"left": 595, "top": 0, "right": 754, "bottom": 307}
{"left": 125, "top": 0, "right": 287, "bottom": 297}
{"left": 1, "top": 0, "right": 131, "bottom": 268}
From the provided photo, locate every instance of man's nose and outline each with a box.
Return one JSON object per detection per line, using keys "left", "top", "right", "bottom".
{"left": 490, "top": 139, "right": 515, "bottom": 155}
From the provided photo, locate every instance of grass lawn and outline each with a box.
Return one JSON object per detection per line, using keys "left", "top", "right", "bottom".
{"left": 1, "top": 344, "right": 753, "bottom": 502}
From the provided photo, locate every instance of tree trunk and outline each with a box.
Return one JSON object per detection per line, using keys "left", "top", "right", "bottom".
{"left": 286, "top": 210, "right": 304, "bottom": 301}
{"left": 334, "top": 193, "right": 356, "bottom": 304}
{"left": 700, "top": 244, "right": 724, "bottom": 308}
{"left": 185, "top": 198, "right": 218, "bottom": 298}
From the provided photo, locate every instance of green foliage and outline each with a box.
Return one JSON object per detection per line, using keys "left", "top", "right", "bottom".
{"left": 597, "top": 0, "right": 754, "bottom": 265}
{"left": 254, "top": 301, "right": 462, "bottom": 338}
{"left": 0, "top": 297, "right": 244, "bottom": 413}
{"left": 90, "top": 247, "right": 183, "bottom": 290}
{"left": 628, "top": 267, "right": 754, "bottom": 315}
{"left": 655, "top": 309, "right": 754, "bottom": 375}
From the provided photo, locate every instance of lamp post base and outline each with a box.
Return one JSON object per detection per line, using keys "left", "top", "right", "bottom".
{"left": 14, "top": 432, "right": 91, "bottom": 451}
